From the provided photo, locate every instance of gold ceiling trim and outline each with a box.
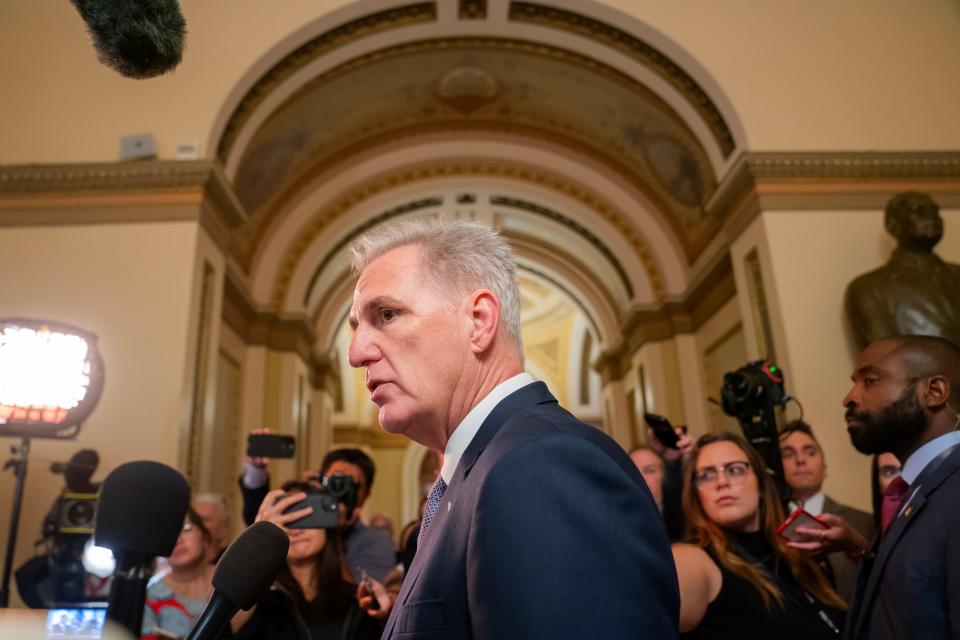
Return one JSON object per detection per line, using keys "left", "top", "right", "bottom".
{"left": 216, "top": 2, "right": 437, "bottom": 160}
{"left": 709, "top": 151, "right": 960, "bottom": 239}
{"left": 509, "top": 1, "right": 736, "bottom": 158}
{"left": 459, "top": 0, "right": 487, "bottom": 19}
{"left": 0, "top": 160, "right": 246, "bottom": 226}
{"left": 244, "top": 119, "right": 687, "bottom": 269}
{"left": 268, "top": 159, "right": 665, "bottom": 308}
{"left": 233, "top": 36, "right": 714, "bottom": 262}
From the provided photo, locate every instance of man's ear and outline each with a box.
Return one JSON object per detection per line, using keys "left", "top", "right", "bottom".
{"left": 921, "top": 374, "right": 951, "bottom": 410}
{"left": 467, "top": 290, "right": 500, "bottom": 354}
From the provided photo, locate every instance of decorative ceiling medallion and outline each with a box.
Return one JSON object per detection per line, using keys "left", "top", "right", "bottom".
{"left": 435, "top": 66, "right": 500, "bottom": 114}
{"left": 459, "top": 0, "right": 487, "bottom": 20}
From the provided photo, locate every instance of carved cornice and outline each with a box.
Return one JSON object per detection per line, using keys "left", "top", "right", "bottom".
{"left": 709, "top": 151, "right": 960, "bottom": 238}
{"left": 221, "top": 273, "right": 341, "bottom": 392}
{"left": 594, "top": 253, "right": 736, "bottom": 384}
{"left": 508, "top": 1, "right": 736, "bottom": 158}
{"left": 216, "top": 2, "right": 437, "bottom": 161}
{"left": 0, "top": 160, "right": 247, "bottom": 249}
{"left": 332, "top": 426, "right": 410, "bottom": 449}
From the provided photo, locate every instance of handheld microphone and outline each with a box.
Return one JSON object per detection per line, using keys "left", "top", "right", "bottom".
{"left": 95, "top": 460, "right": 190, "bottom": 637}
{"left": 186, "top": 521, "right": 290, "bottom": 640}
{"left": 69, "top": 0, "right": 186, "bottom": 79}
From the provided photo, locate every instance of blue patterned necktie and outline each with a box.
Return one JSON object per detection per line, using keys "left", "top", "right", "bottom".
{"left": 417, "top": 476, "right": 447, "bottom": 547}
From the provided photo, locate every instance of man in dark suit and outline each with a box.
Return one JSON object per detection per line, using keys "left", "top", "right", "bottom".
{"left": 779, "top": 420, "right": 875, "bottom": 601}
{"left": 348, "top": 218, "right": 679, "bottom": 639}
{"left": 841, "top": 335, "right": 960, "bottom": 639}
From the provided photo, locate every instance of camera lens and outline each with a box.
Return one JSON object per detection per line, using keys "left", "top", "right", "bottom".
{"left": 66, "top": 500, "right": 95, "bottom": 527}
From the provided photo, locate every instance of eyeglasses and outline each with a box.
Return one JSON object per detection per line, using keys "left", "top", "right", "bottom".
{"left": 693, "top": 461, "right": 751, "bottom": 488}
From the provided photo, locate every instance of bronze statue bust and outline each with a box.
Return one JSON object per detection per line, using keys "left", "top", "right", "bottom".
{"left": 846, "top": 191, "right": 960, "bottom": 349}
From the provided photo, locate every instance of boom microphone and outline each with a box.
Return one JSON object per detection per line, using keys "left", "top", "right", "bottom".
{"left": 70, "top": 0, "right": 186, "bottom": 79}
{"left": 95, "top": 460, "right": 190, "bottom": 637}
{"left": 186, "top": 521, "right": 290, "bottom": 640}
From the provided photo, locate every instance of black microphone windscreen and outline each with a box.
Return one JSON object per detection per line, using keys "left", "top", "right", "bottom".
{"left": 212, "top": 522, "right": 289, "bottom": 610}
{"left": 70, "top": 0, "right": 186, "bottom": 79}
{"left": 95, "top": 460, "right": 190, "bottom": 558}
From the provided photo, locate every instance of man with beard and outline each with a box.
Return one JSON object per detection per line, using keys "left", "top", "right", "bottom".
{"left": 841, "top": 335, "right": 960, "bottom": 640}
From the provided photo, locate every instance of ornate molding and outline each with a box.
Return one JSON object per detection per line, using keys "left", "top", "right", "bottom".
{"left": 508, "top": 1, "right": 736, "bottom": 158}
{"left": 268, "top": 159, "right": 665, "bottom": 308}
{"left": 459, "top": 0, "right": 487, "bottom": 19}
{"left": 221, "top": 273, "right": 340, "bottom": 392}
{"left": 594, "top": 253, "right": 736, "bottom": 384}
{"left": 708, "top": 151, "right": 960, "bottom": 240}
{"left": 0, "top": 160, "right": 247, "bottom": 243}
{"left": 216, "top": 2, "right": 437, "bottom": 161}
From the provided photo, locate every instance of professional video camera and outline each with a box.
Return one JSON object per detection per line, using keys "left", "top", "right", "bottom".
{"left": 15, "top": 449, "right": 109, "bottom": 607}
{"left": 720, "top": 360, "right": 790, "bottom": 503}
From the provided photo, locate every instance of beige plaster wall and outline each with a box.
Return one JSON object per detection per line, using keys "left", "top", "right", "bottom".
{"left": 1, "top": 1, "right": 958, "bottom": 164}
{"left": 761, "top": 207, "right": 960, "bottom": 511}
{"left": 0, "top": 220, "right": 199, "bottom": 607}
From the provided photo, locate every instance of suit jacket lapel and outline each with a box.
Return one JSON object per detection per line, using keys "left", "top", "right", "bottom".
{"left": 849, "top": 445, "right": 960, "bottom": 639}
{"left": 382, "top": 381, "right": 556, "bottom": 638}
{"left": 458, "top": 381, "right": 555, "bottom": 480}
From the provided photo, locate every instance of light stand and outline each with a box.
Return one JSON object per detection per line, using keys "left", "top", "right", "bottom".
{"left": 0, "top": 319, "right": 104, "bottom": 608}
{"left": 0, "top": 438, "right": 29, "bottom": 608}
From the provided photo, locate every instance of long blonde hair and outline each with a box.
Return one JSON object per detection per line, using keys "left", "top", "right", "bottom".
{"left": 683, "top": 433, "right": 845, "bottom": 611}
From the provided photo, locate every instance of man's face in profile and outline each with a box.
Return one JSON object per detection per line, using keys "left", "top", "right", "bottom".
{"left": 348, "top": 244, "right": 473, "bottom": 447}
{"left": 843, "top": 341, "right": 927, "bottom": 455}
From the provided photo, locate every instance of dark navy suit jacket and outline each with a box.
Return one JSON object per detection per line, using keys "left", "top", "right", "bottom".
{"left": 845, "top": 444, "right": 960, "bottom": 640}
{"left": 382, "top": 382, "right": 679, "bottom": 639}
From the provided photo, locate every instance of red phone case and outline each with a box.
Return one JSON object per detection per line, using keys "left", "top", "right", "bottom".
{"left": 776, "top": 508, "right": 828, "bottom": 541}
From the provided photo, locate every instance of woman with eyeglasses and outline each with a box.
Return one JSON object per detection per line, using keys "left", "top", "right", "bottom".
{"left": 672, "top": 433, "right": 846, "bottom": 639}
{"left": 231, "top": 480, "right": 381, "bottom": 640}
{"left": 141, "top": 507, "right": 217, "bottom": 640}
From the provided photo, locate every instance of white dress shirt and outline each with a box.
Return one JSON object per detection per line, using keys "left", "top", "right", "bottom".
{"left": 440, "top": 372, "right": 536, "bottom": 484}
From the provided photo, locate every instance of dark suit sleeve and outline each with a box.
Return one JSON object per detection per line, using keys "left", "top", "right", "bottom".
{"left": 238, "top": 474, "right": 270, "bottom": 526}
{"left": 468, "top": 433, "right": 679, "bottom": 639}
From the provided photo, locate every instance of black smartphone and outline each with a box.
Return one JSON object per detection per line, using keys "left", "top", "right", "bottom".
{"left": 284, "top": 492, "right": 339, "bottom": 529}
{"left": 246, "top": 433, "right": 295, "bottom": 459}
{"left": 643, "top": 413, "right": 680, "bottom": 449}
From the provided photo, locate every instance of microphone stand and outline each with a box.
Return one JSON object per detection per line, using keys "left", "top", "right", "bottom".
{"left": 0, "top": 437, "right": 30, "bottom": 608}
{"left": 106, "top": 551, "right": 153, "bottom": 637}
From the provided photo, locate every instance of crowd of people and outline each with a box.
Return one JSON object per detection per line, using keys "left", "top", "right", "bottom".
{"left": 134, "top": 217, "right": 959, "bottom": 640}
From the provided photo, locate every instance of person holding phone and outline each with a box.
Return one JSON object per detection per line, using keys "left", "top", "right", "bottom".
{"left": 778, "top": 420, "right": 874, "bottom": 602}
{"left": 672, "top": 433, "right": 845, "bottom": 638}
{"left": 238, "top": 437, "right": 396, "bottom": 583}
{"left": 231, "top": 480, "right": 381, "bottom": 640}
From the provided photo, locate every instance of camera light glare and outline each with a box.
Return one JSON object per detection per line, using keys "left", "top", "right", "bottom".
{"left": 0, "top": 325, "right": 92, "bottom": 424}
{"left": 81, "top": 538, "right": 116, "bottom": 578}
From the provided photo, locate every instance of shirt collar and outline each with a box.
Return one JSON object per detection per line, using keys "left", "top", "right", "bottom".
{"left": 789, "top": 490, "right": 825, "bottom": 516}
{"left": 440, "top": 372, "right": 536, "bottom": 484}
{"left": 901, "top": 431, "right": 960, "bottom": 485}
